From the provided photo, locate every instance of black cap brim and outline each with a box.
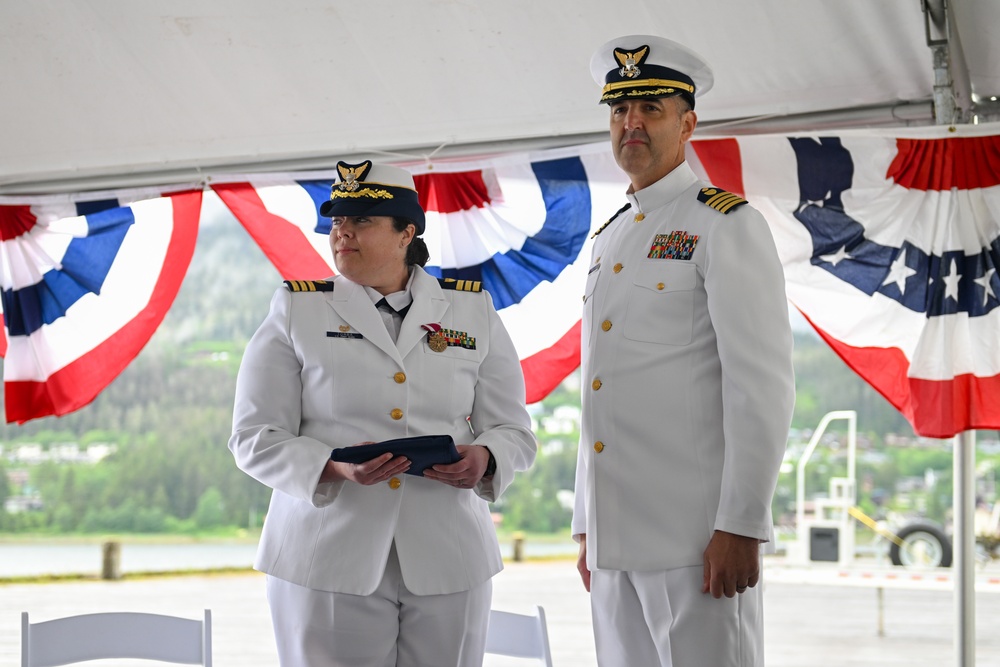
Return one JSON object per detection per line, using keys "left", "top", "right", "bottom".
{"left": 319, "top": 188, "right": 425, "bottom": 235}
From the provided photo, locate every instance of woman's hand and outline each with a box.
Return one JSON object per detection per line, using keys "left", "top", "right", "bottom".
{"left": 576, "top": 534, "right": 591, "bottom": 592}
{"left": 320, "top": 446, "right": 410, "bottom": 485}
{"left": 423, "top": 444, "right": 490, "bottom": 489}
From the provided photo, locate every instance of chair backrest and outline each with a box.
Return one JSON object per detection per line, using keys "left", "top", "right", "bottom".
{"left": 484, "top": 605, "right": 554, "bottom": 666}
{"left": 21, "top": 610, "right": 212, "bottom": 667}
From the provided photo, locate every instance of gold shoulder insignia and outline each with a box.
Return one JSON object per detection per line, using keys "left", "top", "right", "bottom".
{"left": 697, "top": 187, "right": 749, "bottom": 214}
{"left": 438, "top": 278, "right": 483, "bottom": 293}
{"left": 283, "top": 280, "right": 334, "bottom": 292}
{"left": 591, "top": 202, "right": 632, "bottom": 238}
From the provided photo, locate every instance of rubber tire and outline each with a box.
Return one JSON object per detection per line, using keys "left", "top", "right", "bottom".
{"left": 889, "top": 522, "right": 953, "bottom": 568}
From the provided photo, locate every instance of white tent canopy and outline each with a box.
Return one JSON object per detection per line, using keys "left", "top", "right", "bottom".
{"left": 2, "top": 0, "right": 999, "bottom": 196}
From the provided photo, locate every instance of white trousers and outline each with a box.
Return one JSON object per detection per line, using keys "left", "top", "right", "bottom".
{"left": 590, "top": 563, "right": 764, "bottom": 667}
{"left": 266, "top": 543, "right": 492, "bottom": 667}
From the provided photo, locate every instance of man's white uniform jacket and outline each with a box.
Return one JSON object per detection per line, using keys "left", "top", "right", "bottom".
{"left": 230, "top": 266, "right": 536, "bottom": 595}
{"left": 572, "top": 161, "right": 795, "bottom": 572}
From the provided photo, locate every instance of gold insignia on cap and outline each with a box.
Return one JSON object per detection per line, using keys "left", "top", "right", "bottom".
{"left": 329, "top": 187, "right": 394, "bottom": 201}
{"left": 614, "top": 45, "right": 649, "bottom": 79}
{"left": 335, "top": 160, "right": 372, "bottom": 193}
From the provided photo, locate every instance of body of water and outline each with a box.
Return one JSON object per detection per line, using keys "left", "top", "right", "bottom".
{"left": 0, "top": 538, "right": 577, "bottom": 578}
{"left": 0, "top": 542, "right": 259, "bottom": 578}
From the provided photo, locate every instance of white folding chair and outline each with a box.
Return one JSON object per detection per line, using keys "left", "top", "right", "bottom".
{"left": 21, "top": 609, "right": 212, "bottom": 666}
{"left": 484, "top": 605, "right": 554, "bottom": 666}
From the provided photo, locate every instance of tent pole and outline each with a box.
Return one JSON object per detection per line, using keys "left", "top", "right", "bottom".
{"left": 923, "top": 2, "right": 976, "bottom": 664}
{"left": 923, "top": 0, "right": 970, "bottom": 125}
{"left": 954, "top": 431, "right": 977, "bottom": 667}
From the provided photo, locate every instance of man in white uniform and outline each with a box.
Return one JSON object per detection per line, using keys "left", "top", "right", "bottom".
{"left": 572, "top": 36, "right": 795, "bottom": 666}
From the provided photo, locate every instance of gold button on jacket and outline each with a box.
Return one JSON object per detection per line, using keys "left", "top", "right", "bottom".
{"left": 390, "top": 408, "right": 404, "bottom": 420}
{"left": 389, "top": 477, "right": 401, "bottom": 489}
{"left": 594, "top": 441, "right": 604, "bottom": 453}
{"left": 592, "top": 378, "right": 602, "bottom": 390}
{"left": 601, "top": 320, "right": 612, "bottom": 332}
{"left": 393, "top": 372, "right": 407, "bottom": 384}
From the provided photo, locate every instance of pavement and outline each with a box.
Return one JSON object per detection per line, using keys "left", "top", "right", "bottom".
{"left": 4, "top": 558, "right": 1000, "bottom": 666}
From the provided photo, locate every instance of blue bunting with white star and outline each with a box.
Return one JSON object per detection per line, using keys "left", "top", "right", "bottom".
{"left": 690, "top": 126, "right": 1000, "bottom": 437}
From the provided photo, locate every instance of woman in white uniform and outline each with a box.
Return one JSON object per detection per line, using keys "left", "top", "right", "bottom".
{"left": 229, "top": 160, "right": 537, "bottom": 667}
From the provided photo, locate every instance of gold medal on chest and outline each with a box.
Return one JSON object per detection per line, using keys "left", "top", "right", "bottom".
{"left": 428, "top": 332, "right": 448, "bottom": 352}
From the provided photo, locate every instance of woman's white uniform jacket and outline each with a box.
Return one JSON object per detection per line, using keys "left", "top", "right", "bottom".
{"left": 571, "top": 161, "right": 795, "bottom": 572}
{"left": 230, "top": 266, "right": 536, "bottom": 596}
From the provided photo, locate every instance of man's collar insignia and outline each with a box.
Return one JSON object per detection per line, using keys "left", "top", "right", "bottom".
{"left": 614, "top": 45, "right": 649, "bottom": 79}
{"left": 335, "top": 160, "right": 372, "bottom": 193}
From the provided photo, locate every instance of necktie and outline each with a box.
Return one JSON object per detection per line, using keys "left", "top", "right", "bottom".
{"left": 375, "top": 298, "right": 410, "bottom": 343}
{"left": 376, "top": 298, "right": 410, "bottom": 319}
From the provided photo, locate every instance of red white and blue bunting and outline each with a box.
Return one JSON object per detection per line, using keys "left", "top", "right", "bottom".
{"left": 0, "top": 189, "right": 201, "bottom": 423}
{"left": 689, "top": 124, "right": 1000, "bottom": 437}
{"left": 3, "top": 126, "right": 999, "bottom": 436}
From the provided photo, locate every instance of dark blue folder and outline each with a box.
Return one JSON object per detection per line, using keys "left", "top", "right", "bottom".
{"left": 330, "top": 434, "right": 461, "bottom": 476}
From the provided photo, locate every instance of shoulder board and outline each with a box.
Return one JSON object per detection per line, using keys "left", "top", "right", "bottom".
{"left": 591, "top": 202, "right": 632, "bottom": 239}
{"left": 697, "top": 187, "right": 748, "bottom": 214}
{"left": 438, "top": 278, "right": 483, "bottom": 293}
{"left": 283, "top": 280, "right": 334, "bottom": 292}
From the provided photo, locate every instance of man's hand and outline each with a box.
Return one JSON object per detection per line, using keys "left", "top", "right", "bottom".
{"left": 702, "top": 530, "right": 761, "bottom": 598}
{"left": 576, "top": 534, "right": 591, "bottom": 592}
{"left": 423, "top": 444, "right": 490, "bottom": 489}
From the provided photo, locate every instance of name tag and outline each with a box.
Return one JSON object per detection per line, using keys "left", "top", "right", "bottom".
{"left": 327, "top": 331, "right": 364, "bottom": 340}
